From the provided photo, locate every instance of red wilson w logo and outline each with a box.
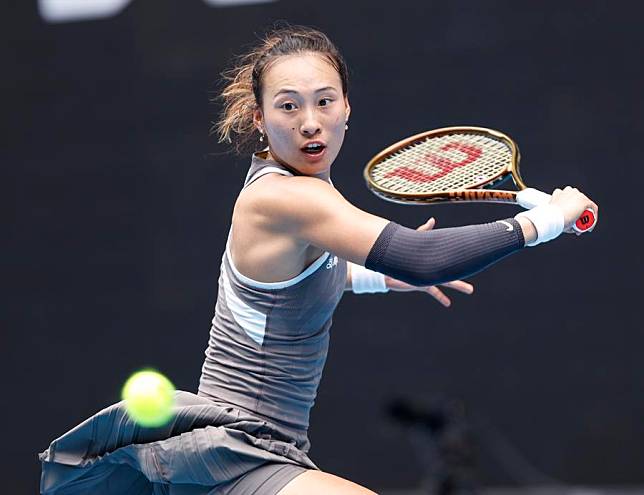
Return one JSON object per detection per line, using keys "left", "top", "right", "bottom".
{"left": 383, "top": 142, "right": 482, "bottom": 183}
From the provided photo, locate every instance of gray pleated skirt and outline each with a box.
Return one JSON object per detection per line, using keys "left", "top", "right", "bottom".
{"left": 39, "top": 391, "right": 319, "bottom": 494}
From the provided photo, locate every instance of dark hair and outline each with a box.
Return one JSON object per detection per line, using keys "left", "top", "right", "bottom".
{"left": 214, "top": 24, "right": 349, "bottom": 153}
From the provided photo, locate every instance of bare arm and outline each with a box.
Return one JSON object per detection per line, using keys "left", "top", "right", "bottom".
{"left": 254, "top": 175, "right": 391, "bottom": 264}
{"left": 255, "top": 174, "right": 538, "bottom": 261}
{"left": 245, "top": 175, "right": 595, "bottom": 288}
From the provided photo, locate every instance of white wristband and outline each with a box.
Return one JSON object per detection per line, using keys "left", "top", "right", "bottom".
{"left": 515, "top": 204, "right": 565, "bottom": 246}
{"left": 350, "top": 263, "right": 389, "bottom": 294}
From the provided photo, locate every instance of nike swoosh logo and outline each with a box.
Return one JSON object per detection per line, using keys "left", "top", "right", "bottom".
{"left": 498, "top": 220, "right": 513, "bottom": 232}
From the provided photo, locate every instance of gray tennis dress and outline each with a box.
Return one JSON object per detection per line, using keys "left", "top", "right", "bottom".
{"left": 39, "top": 153, "right": 348, "bottom": 494}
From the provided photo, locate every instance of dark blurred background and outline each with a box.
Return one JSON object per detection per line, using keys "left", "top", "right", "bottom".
{"left": 4, "top": 0, "right": 643, "bottom": 493}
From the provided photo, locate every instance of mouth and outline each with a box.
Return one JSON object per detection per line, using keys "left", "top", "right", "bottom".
{"left": 301, "top": 141, "right": 327, "bottom": 156}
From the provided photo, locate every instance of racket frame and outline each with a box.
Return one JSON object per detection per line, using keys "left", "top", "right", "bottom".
{"left": 363, "top": 126, "right": 528, "bottom": 205}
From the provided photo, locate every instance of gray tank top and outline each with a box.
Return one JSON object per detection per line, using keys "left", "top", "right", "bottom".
{"left": 198, "top": 153, "right": 347, "bottom": 452}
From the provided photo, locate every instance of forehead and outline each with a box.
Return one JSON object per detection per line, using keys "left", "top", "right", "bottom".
{"left": 262, "top": 52, "right": 342, "bottom": 94}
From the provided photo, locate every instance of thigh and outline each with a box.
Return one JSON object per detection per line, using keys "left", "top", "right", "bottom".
{"left": 277, "top": 470, "right": 378, "bottom": 495}
{"left": 208, "top": 462, "right": 308, "bottom": 495}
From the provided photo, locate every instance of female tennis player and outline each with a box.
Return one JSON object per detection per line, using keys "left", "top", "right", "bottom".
{"left": 39, "top": 25, "right": 598, "bottom": 495}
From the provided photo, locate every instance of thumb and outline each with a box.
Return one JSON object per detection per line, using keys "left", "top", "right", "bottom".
{"left": 417, "top": 217, "right": 436, "bottom": 231}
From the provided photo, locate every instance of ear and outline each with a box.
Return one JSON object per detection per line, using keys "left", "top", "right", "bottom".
{"left": 252, "top": 107, "right": 263, "bottom": 133}
{"left": 343, "top": 96, "right": 351, "bottom": 123}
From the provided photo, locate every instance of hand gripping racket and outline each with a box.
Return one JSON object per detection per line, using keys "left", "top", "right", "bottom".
{"left": 364, "top": 126, "right": 596, "bottom": 233}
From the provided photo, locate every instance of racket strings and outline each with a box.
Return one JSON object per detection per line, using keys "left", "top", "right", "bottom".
{"left": 370, "top": 133, "right": 513, "bottom": 194}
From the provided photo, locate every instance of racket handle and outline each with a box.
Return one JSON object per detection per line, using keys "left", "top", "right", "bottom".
{"left": 516, "top": 188, "right": 596, "bottom": 234}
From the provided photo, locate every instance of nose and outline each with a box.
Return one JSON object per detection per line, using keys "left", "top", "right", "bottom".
{"left": 300, "top": 108, "right": 321, "bottom": 137}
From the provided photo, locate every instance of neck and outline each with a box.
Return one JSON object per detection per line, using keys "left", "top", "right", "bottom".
{"left": 265, "top": 150, "right": 331, "bottom": 182}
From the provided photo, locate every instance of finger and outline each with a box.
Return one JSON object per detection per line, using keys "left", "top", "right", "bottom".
{"left": 427, "top": 286, "right": 451, "bottom": 307}
{"left": 417, "top": 217, "right": 435, "bottom": 231}
{"left": 417, "top": 217, "right": 436, "bottom": 232}
{"left": 590, "top": 201, "right": 599, "bottom": 219}
{"left": 441, "top": 280, "right": 474, "bottom": 294}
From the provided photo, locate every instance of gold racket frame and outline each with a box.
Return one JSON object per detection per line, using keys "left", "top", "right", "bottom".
{"left": 364, "top": 126, "right": 527, "bottom": 204}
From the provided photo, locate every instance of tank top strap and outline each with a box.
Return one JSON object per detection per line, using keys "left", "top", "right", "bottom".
{"left": 243, "top": 152, "right": 295, "bottom": 189}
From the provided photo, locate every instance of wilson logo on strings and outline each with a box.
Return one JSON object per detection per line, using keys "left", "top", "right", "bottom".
{"left": 384, "top": 142, "right": 483, "bottom": 183}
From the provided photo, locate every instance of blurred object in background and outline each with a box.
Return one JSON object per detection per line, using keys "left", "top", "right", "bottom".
{"left": 387, "top": 396, "right": 479, "bottom": 495}
{"left": 384, "top": 397, "right": 644, "bottom": 495}
{"left": 202, "top": 0, "right": 277, "bottom": 7}
{"left": 38, "top": 0, "right": 276, "bottom": 23}
{"left": 38, "top": 0, "right": 132, "bottom": 22}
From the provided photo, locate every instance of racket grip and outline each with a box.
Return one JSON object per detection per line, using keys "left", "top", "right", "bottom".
{"left": 516, "top": 188, "right": 596, "bottom": 234}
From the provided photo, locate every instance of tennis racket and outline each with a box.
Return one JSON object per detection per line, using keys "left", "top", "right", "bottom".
{"left": 364, "top": 126, "right": 596, "bottom": 233}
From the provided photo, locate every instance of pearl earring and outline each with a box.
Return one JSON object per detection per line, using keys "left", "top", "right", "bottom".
{"left": 259, "top": 130, "right": 264, "bottom": 143}
{"left": 345, "top": 122, "right": 349, "bottom": 131}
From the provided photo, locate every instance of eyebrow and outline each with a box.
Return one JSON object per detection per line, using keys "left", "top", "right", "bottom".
{"left": 273, "top": 86, "right": 338, "bottom": 97}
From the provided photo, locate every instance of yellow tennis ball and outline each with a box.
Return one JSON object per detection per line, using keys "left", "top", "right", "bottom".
{"left": 121, "top": 370, "right": 175, "bottom": 427}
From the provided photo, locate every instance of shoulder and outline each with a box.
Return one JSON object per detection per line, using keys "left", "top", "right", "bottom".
{"left": 242, "top": 173, "right": 339, "bottom": 203}
{"left": 236, "top": 173, "right": 345, "bottom": 232}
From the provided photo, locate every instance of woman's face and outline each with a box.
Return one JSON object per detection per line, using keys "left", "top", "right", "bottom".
{"left": 254, "top": 52, "right": 350, "bottom": 178}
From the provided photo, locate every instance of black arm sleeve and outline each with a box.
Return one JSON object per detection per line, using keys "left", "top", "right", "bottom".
{"left": 365, "top": 219, "right": 525, "bottom": 286}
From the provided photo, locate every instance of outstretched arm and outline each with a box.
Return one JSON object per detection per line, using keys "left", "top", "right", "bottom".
{"left": 384, "top": 217, "right": 475, "bottom": 307}
{"left": 256, "top": 175, "right": 596, "bottom": 286}
{"left": 346, "top": 217, "right": 474, "bottom": 307}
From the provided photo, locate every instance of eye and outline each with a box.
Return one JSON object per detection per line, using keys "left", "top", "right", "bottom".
{"left": 318, "top": 98, "right": 333, "bottom": 107}
{"left": 280, "top": 102, "right": 297, "bottom": 111}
